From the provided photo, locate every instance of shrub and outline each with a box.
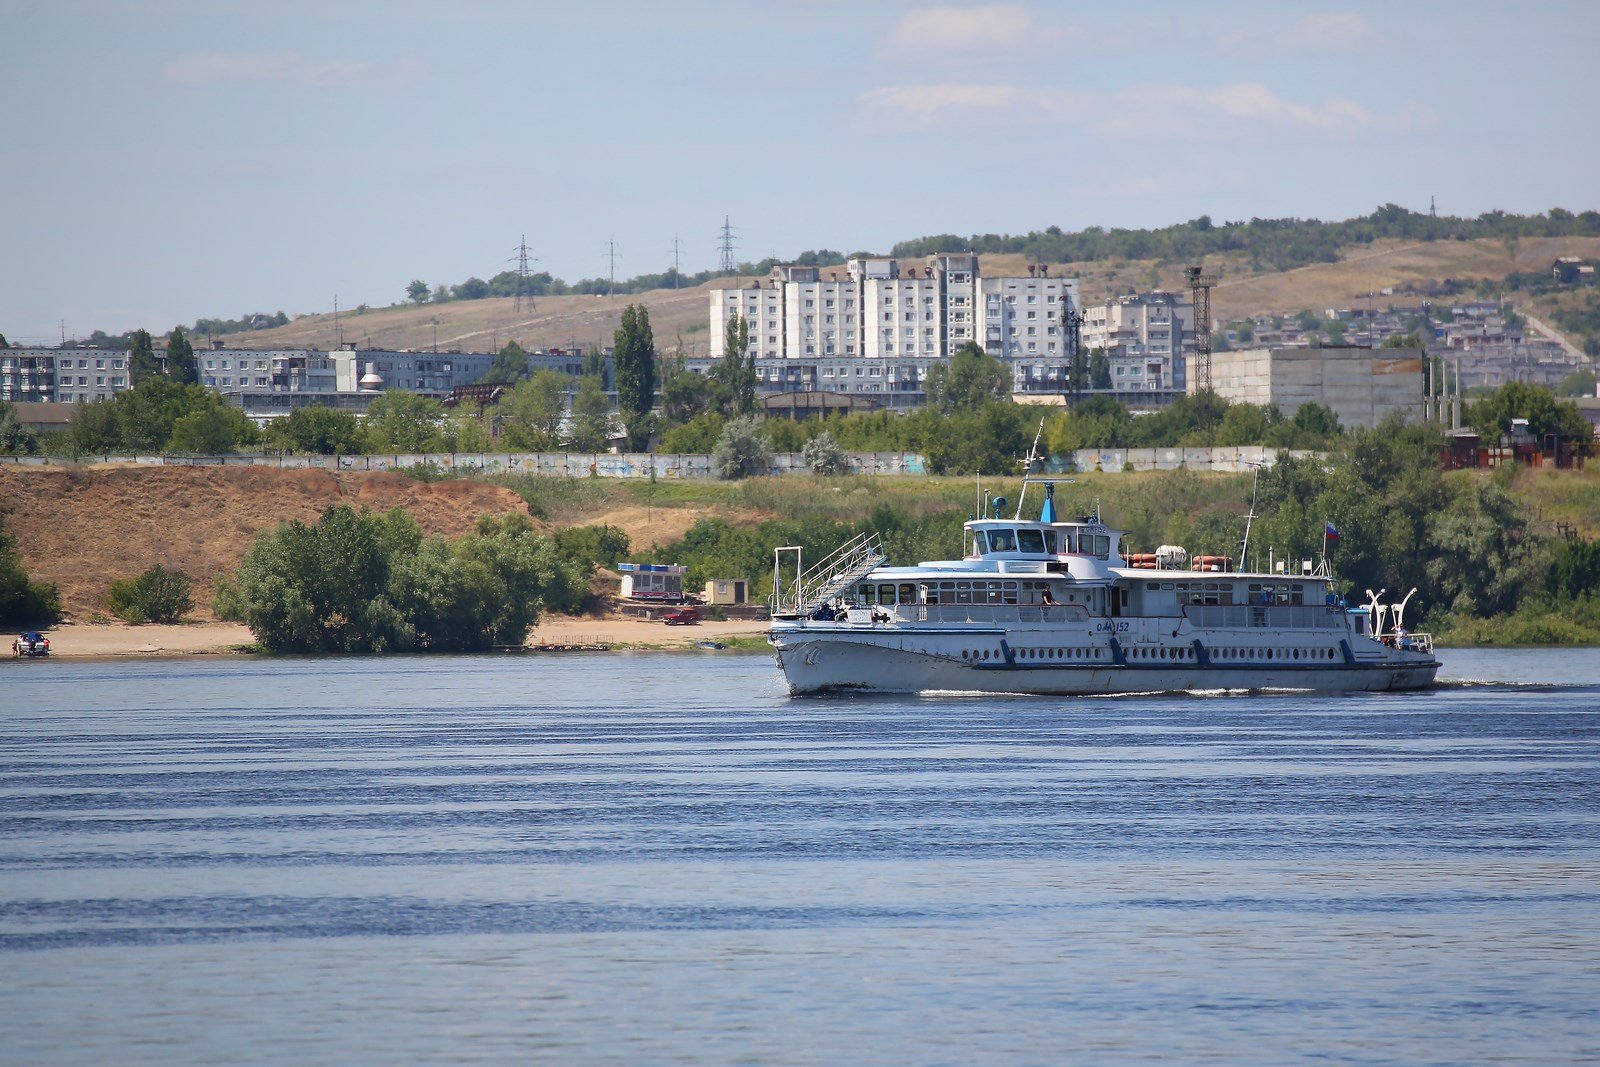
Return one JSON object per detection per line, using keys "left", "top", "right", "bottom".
{"left": 0, "top": 515, "right": 60, "bottom": 626}
{"left": 107, "top": 565, "right": 193, "bottom": 623}
{"left": 802, "top": 431, "right": 851, "bottom": 475}
{"left": 712, "top": 416, "right": 771, "bottom": 479}
{"left": 215, "top": 506, "right": 589, "bottom": 653}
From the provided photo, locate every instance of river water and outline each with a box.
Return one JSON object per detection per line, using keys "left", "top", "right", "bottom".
{"left": 3, "top": 648, "right": 1598, "bottom": 1064}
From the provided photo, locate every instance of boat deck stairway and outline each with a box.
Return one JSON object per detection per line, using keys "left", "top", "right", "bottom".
{"left": 771, "top": 532, "right": 887, "bottom": 617}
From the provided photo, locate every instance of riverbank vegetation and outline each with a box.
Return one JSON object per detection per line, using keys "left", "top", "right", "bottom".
{"left": 213, "top": 506, "right": 625, "bottom": 653}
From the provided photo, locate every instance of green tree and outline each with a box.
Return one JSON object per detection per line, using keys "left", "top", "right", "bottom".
{"left": 712, "top": 415, "right": 771, "bottom": 479}
{"left": 440, "top": 414, "right": 495, "bottom": 453}
{"left": 128, "top": 329, "right": 161, "bottom": 384}
{"left": 364, "top": 390, "right": 444, "bottom": 452}
{"left": 406, "top": 279, "right": 431, "bottom": 305}
{"left": 712, "top": 313, "right": 756, "bottom": 415}
{"left": 68, "top": 399, "right": 121, "bottom": 454}
{"left": 107, "top": 565, "right": 193, "bottom": 623}
{"left": 1469, "top": 381, "right": 1590, "bottom": 443}
{"left": 1427, "top": 480, "right": 1541, "bottom": 616}
{"left": 0, "top": 513, "right": 61, "bottom": 626}
{"left": 1089, "top": 348, "right": 1112, "bottom": 390}
{"left": 498, "top": 369, "right": 570, "bottom": 450}
{"left": 566, "top": 374, "right": 613, "bottom": 452}
{"left": 168, "top": 400, "right": 258, "bottom": 453}
{"left": 265, "top": 406, "right": 366, "bottom": 455}
{"left": 166, "top": 327, "right": 198, "bottom": 385}
{"left": 488, "top": 340, "right": 529, "bottom": 383}
{"left": 0, "top": 400, "right": 40, "bottom": 454}
{"left": 924, "top": 342, "right": 1010, "bottom": 412}
{"left": 613, "top": 304, "right": 657, "bottom": 450}
{"left": 1381, "top": 333, "right": 1423, "bottom": 348}
{"left": 0, "top": 332, "right": 9, "bottom": 348}
{"left": 661, "top": 353, "right": 719, "bottom": 424}
{"left": 215, "top": 506, "right": 587, "bottom": 653}
{"left": 660, "top": 411, "right": 724, "bottom": 454}
{"left": 1557, "top": 369, "right": 1597, "bottom": 397}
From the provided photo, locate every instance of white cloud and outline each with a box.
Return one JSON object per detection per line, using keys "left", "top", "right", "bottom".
{"left": 161, "top": 52, "right": 425, "bottom": 90}
{"left": 880, "top": 4, "right": 1078, "bottom": 59}
{"left": 854, "top": 80, "right": 1432, "bottom": 139}
{"left": 1276, "top": 11, "right": 1389, "bottom": 51}
{"left": 1221, "top": 11, "right": 1391, "bottom": 54}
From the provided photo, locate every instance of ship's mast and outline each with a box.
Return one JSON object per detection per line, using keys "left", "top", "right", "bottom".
{"left": 1239, "top": 461, "right": 1262, "bottom": 573}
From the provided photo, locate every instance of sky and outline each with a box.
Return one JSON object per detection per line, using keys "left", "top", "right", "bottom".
{"left": 1, "top": 0, "right": 1595, "bottom": 344}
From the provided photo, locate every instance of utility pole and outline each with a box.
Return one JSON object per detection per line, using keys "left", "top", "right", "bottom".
{"left": 718, "top": 215, "right": 736, "bottom": 274}
{"left": 671, "top": 234, "right": 682, "bottom": 289}
{"left": 607, "top": 237, "right": 618, "bottom": 298}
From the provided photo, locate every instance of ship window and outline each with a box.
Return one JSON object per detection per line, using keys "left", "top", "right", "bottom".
{"left": 899, "top": 583, "right": 916, "bottom": 604}
{"left": 1017, "top": 529, "right": 1046, "bottom": 554}
{"left": 1094, "top": 535, "right": 1110, "bottom": 558}
{"left": 1061, "top": 533, "right": 1075, "bottom": 553}
{"left": 989, "top": 529, "right": 1016, "bottom": 552}
{"left": 1002, "top": 581, "right": 1018, "bottom": 605}
{"left": 956, "top": 581, "right": 971, "bottom": 604}
{"left": 861, "top": 585, "right": 876, "bottom": 606}
{"left": 1147, "top": 582, "right": 1159, "bottom": 591}
{"left": 878, "top": 584, "right": 895, "bottom": 604}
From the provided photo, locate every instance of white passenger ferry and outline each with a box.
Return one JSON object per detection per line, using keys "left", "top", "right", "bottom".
{"left": 768, "top": 480, "right": 1439, "bottom": 696}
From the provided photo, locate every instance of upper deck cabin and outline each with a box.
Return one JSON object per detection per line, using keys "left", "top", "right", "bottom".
{"left": 963, "top": 518, "right": 1122, "bottom": 566}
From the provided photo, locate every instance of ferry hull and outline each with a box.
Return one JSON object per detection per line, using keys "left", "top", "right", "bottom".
{"left": 772, "top": 634, "right": 1439, "bottom": 696}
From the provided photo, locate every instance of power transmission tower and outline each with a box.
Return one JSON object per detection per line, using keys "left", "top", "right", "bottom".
{"left": 718, "top": 215, "right": 736, "bottom": 273}
{"left": 671, "top": 234, "right": 682, "bottom": 289}
{"left": 1186, "top": 265, "right": 1215, "bottom": 393}
{"left": 607, "top": 237, "right": 618, "bottom": 297}
{"left": 511, "top": 234, "right": 537, "bottom": 313}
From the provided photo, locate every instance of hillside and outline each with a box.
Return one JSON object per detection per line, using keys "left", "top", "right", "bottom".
{"left": 223, "top": 237, "right": 1600, "bottom": 356}
{"left": 0, "top": 466, "right": 534, "bottom": 620}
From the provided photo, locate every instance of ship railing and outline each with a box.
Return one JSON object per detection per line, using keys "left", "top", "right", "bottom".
{"left": 1184, "top": 604, "right": 1345, "bottom": 630}
{"left": 771, "top": 532, "right": 887, "bottom": 617}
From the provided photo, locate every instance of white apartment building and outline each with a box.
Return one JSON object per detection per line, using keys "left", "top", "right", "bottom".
{"left": 978, "top": 273, "right": 1082, "bottom": 391}
{"left": 5, "top": 347, "right": 129, "bottom": 403}
{"left": 1081, "top": 291, "right": 1194, "bottom": 393}
{"left": 709, "top": 254, "right": 1081, "bottom": 403}
{"left": 0, "top": 349, "right": 58, "bottom": 403}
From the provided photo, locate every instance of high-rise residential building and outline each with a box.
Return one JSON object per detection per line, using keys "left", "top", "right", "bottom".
{"left": 708, "top": 254, "right": 1081, "bottom": 405}
{"left": 1081, "top": 291, "right": 1194, "bottom": 394}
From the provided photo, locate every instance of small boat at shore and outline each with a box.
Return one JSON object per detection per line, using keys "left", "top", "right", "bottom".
{"left": 767, "top": 478, "right": 1440, "bottom": 697}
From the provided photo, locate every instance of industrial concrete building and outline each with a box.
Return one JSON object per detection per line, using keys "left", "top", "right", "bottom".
{"left": 1200, "top": 346, "right": 1426, "bottom": 429}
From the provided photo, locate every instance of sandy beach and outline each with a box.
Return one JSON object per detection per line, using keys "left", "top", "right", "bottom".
{"left": 15, "top": 616, "right": 770, "bottom": 659}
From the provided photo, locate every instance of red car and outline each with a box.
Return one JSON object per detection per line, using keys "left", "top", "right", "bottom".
{"left": 662, "top": 607, "right": 701, "bottom": 626}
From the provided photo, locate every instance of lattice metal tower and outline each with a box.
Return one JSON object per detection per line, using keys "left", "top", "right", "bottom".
{"left": 512, "top": 234, "right": 536, "bottom": 313}
{"left": 718, "top": 215, "right": 736, "bottom": 273}
{"left": 1187, "top": 265, "right": 1215, "bottom": 392}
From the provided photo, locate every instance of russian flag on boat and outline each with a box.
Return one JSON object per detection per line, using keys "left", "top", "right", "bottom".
{"left": 1324, "top": 522, "right": 1341, "bottom": 541}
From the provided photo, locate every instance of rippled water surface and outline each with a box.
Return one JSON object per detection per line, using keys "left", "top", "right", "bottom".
{"left": 3, "top": 648, "right": 1599, "bottom": 1064}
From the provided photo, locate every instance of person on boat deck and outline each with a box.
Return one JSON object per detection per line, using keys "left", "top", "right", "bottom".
{"left": 1040, "top": 589, "right": 1056, "bottom": 605}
